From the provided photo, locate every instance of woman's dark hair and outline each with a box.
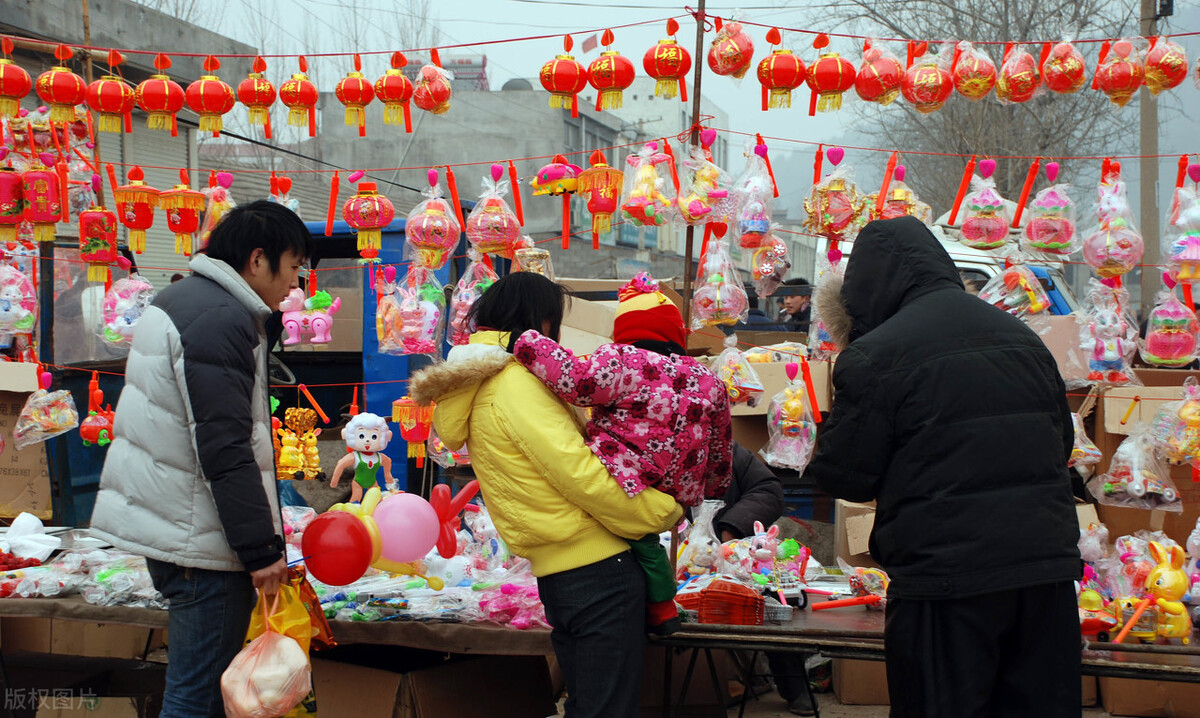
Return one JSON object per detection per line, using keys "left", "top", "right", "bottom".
{"left": 467, "top": 272, "right": 569, "bottom": 352}
{"left": 200, "top": 200, "right": 315, "bottom": 273}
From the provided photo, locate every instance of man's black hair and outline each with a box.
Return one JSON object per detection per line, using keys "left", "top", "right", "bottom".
{"left": 200, "top": 200, "right": 314, "bottom": 274}
{"left": 468, "top": 272, "right": 569, "bottom": 352}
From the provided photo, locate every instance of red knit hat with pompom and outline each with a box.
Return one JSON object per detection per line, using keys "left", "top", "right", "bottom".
{"left": 612, "top": 273, "right": 686, "bottom": 347}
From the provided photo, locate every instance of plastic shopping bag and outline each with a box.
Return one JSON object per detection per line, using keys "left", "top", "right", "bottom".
{"left": 221, "top": 586, "right": 315, "bottom": 718}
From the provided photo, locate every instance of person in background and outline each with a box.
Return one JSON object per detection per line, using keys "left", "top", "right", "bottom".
{"left": 171, "top": 273, "right": 185, "bottom": 283}
{"left": 776, "top": 278, "right": 812, "bottom": 333}
{"left": 90, "top": 201, "right": 312, "bottom": 718}
{"left": 805, "top": 216, "right": 1081, "bottom": 717}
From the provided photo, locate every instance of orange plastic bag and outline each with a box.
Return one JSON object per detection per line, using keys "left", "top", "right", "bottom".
{"left": 221, "top": 589, "right": 314, "bottom": 718}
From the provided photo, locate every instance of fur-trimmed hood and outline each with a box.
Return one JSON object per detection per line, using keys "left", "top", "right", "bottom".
{"left": 408, "top": 332, "right": 513, "bottom": 450}
{"left": 814, "top": 271, "right": 851, "bottom": 351}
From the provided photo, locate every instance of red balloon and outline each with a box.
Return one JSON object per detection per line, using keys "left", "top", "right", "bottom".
{"left": 301, "top": 512, "right": 372, "bottom": 586}
{"left": 430, "top": 481, "right": 480, "bottom": 558}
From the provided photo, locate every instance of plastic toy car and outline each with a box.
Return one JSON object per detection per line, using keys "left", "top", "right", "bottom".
{"left": 1103, "top": 468, "right": 1177, "bottom": 502}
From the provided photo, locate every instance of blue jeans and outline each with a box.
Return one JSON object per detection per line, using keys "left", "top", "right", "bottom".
{"left": 537, "top": 552, "right": 646, "bottom": 718}
{"left": 146, "top": 558, "right": 256, "bottom": 718}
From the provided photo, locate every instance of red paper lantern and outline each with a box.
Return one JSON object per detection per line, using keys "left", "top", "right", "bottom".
{"left": 1095, "top": 40, "right": 1143, "bottom": 107}
{"left": 79, "top": 206, "right": 118, "bottom": 282}
{"left": 413, "top": 64, "right": 452, "bottom": 115}
{"left": 0, "top": 56, "right": 32, "bottom": 120}
{"left": 86, "top": 75, "right": 135, "bottom": 134}
{"left": 135, "top": 55, "right": 185, "bottom": 136}
{"left": 757, "top": 49, "right": 806, "bottom": 111}
{"left": 336, "top": 58, "right": 375, "bottom": 136}
{"left": 279, "top": 64, "right": 319, "bottom": 136}
{"left": 1041, "top": 41, "right": 1087, "bottom": 94}
{"left": 541, "top": 53, "right": 588, "bottom": 115}
{"left": 0, "top": 168, "right": 22, "bottom": 243}
{"left": 392, "top": 396, "right": 434, "bottom": 467}
{"left": 576, "top": 150, "right": 624, "bottom": 243}
{"left": 952, "top": 43, "right": 996, "bottom": 100}
{"left": 806, "top": 53, "right": 856, "bottom": 113}
{"left": 902, "top": 59, "right": 953, "bottom": 114}
{"left": 643, "top": 24, "right": 691, "bottom": 101}
{"left": 375, "top": 52, "right": 414, "bottom": 130}
{"left": 343, "top": 182, "right": 395, "bottom": 261}
{"left": 1144, "top": 38, "right": 1188, "bottom": 95}
{"left": 238, "top": 56, "right": 276, "bottom": 138}
{"left": 185, "top": 58, "right": 236, "bottom": 136}
{"left": 35, "top": 50, "right": 87, "bottom": 124}
{"left": 707, "top": 20, "right": 754, "bottom": 79}
{"left": 587, "top": 39, "right": 635, "bottom": 112}
{"left": 160, "top": 176, "right": 205, "bottom": 256}
{"left": 21, "top": 164, "right": 61, "bottom": 244}
{"left": 114, "top": 166, "right": 159, "bottom": 254}
{"left": 995, "top": 46, "right": 1040, "bottom": 103}
{"left": 854, "top": 46, "right": 903, "bottom": 105}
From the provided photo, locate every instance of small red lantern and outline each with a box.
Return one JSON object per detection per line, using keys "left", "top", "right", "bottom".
{"left": 0, "top": 39, "right": 31, "bottom": 120}
{"left": 757, "top": 31, "right": 805, "bottom": 111}
{"left": 413, "top": 58, "right": 453, "bottom": 115}
{"left": 159, "top": 170, "right": 205, "bottom": 256}
{"left": 707, "top": 19, "right": 754, "bottom": 79}
{"left": 87, "top": 71, "right": 135, "bottom": 134}
{"left": 343, "top": 182, "right": 395, "bottom": 262}
{"left": 995, "top": 45, "right": 1040, "bottom": 103}
{"left": 279, "top": 57, "right": 318, "bottom": 137}
{"left": 1144, "top": 37, "right": 1188, "bottom": 95}
{"left": 902, "top": 57, "right": 953, "bottom": 114}
{"left": 114, "top": 166, "right": 159, "bottom": 254}
{"left": 854, "top": 43, "right": 903, "bottom": 105}
{"left": 541, "top": 47, "right": 588, "bottom": 117}
{"left": 1041, "top": 41, "right": 1087, "bottom": 94}
{"left": 643, "top": 20, "right": 691, "bottom": 101}
{"left": 392, "top": 396, "right": 434, "bottom": 467}
{"left": 952, "top": 41, "right": 996, "bottom": 101}
{"left": 22, "top": 162, "right": 62, "bottom": 244}
{"left": 238, "top": 56, "right": 276, "bottom": 139}
{"left": 336, "top": 55, "right": 375, "bottom": 137}
{"left": 185, "top": 56, "right": 236, "bottom": 136}
{"left": 35, "top": 45, "right": 87, "bottom": 124}
{"left": 587, "top": 30, "right": 636, "bottom": 111}
{"left": 79, "top": 206, "right": 118, "bottom": 282}
{"left": 807, "top": 52, "right": 856, "bottom": 113}
{"left": 135, "top": 54, "right": 185, "bottom": 136}
{"left": 576, "top": 150, "right": 625, "bottom": 245}
{"left": 1095, "top": 40, "right": 1144, "bottom": 107}
{"left": 375, "top": 52, "right": 414, "bottom": 131}
{"left": 0, "top": 168, "right": 22, "bottom": 243}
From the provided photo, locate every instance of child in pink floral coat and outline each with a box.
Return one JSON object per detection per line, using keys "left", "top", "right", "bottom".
{"left": 514, "top": 273, "right": 732, "bottom": 632}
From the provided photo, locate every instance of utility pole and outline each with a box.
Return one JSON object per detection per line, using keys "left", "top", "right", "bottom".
{"left": 1139, "top": 0, "right": 1161, "bottom": 316}
{"left": 681, "top": 0, "right": 705, "bottom": 330}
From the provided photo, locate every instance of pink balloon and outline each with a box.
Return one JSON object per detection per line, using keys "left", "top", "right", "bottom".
{"left": 373, "top": 492, "right": 439, "bottom": 563}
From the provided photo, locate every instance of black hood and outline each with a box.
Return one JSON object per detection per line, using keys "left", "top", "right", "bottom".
{"left": 843, "top": 216, "right": 965, "bottom": 342}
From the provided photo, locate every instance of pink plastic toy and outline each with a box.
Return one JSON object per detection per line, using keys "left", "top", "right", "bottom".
{"left": 279, "top": 287, "right": 342, "bottom": 345}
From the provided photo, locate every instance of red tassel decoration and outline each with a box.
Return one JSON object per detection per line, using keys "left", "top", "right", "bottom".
{"left": 445, "top": 167, "right": 467, "bottom": 231}
{"left": 1092, "top": 41, "right": 1111, "bottom": 90}
{"left": 1010, "top": 157, "right": 1041, "bottom": 228}
{"left": 325, "top": 171, "right": 340, "bottom": 237}
{"left": 812, "top": 144, "right": 824, "bottom": 185}
{"left": 662, "top": 139, "right": 681, "bottom": 194}
{"left": 564, "top": 194, "right": 572, "bottom": 250}
{"left": 948, "top": 156, "right": 978, "bottom": 226}
{"left": 875, "top": 151, "right": 898, "bottom": 216}
{"left": 800, "top": 357, "right": 822, "bottom": 424}
{"left": 508, "top": 160, "right": 524, "bottom": 225}
{"left": 756, "top": 134, "right": 779, "bottom": 198}
{"left": 56, "top": 161, "right": 70, "bottom": 222}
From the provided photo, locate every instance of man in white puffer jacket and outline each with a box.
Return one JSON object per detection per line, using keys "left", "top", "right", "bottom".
{"left": 91, "top": 200, "right": 312, "bottom": 718}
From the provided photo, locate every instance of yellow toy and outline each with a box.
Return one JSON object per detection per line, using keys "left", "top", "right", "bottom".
{"left": 301, "top": 429, "right": 322, "bottom": 480}
{"left": 1146, "top": 540, "right": 1192, "bottom": 644}
{"left": 277, "top": 430, "right": 304, "bottom": 476}
{"left": 621, "top": 141, "right": 673, "bottom": 227}
{"left": 328, "top": 486, "right": 445, "bottom": 590}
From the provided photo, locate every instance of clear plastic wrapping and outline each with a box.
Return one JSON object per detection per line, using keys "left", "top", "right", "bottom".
{"left": 101, "top": 273, "right": 156, "bottom": 345}
{"left": 760, "top": 370, "right": 817, "bottom": 472}
{"left": 1141, "top": 289, "right": 1199, "bottom": 368}
{"left": 621, "top": 141, "right": 676, "bottom": 228}
{"left": 406, "top": 173, "right": 461, "bottom": 270}
{"left": 1089, "top": 428, "right": 1182, "bottom": 512}
{"left": 465, "top": 165, "right": 522, "bottom": 259}
{"left": 1082, "top": 171, "right": 1143, "bottom": 279}
{"left": 714, "top": 335, "right": 764, "bottom": 407}
{"left": 14, "top": 389, "right": 79, "bottom": 450}
{"left": 960, "top": 173, "right": 1010, "bottom": 250}
{"left": 448, "top": 250, "right": 498, "bottom": 346}
{"left": 691, "top": 238, "right": 748, "bottom": 330}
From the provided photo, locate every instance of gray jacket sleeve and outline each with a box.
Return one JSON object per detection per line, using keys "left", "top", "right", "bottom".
{"left": 181, "top": 310, "right": 282, "bottom": 571}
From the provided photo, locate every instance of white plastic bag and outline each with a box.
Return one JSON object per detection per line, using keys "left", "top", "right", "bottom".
{"left": 2, "top": 512, "right": 61, "bottom": 561}
{"left": 220, "top": 624, "right": 312, "bottom": 718}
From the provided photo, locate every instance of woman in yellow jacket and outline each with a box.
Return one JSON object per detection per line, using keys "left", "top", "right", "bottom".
{"left": 409, "top": 272, "right": 683, "bottom": 718}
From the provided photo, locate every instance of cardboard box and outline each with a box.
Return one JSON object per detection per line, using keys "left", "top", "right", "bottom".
{"left": 312, "top": 658, "right": 405, "bottom": 718}
{"left": 707, "top": 359, "right": 832, "bottom": 418}
{"left": 0, "top": 386, "right": 52, "bottom": 520}
{"left": 35, "top": 699, "right": 139, "bottom": 718}
{"left": 731, "top": 415, "right": 770, "bottom": 455}
{"left": 832, "top": 658, "right": 889, "bottom": 705}
{"left": 1099, "top": 676, "right": 1200, "bottom": 717}
{"left": 1082, "top": 675, "right": 1098, "bottom": 707}
{"left": 0, "top": 617, "right": 162, "bottom": 659}
{"left": 833, "top": 500, "right": 881, "bottom": 570}
{"left": 639, "top": 646, "right": 736, "bottom": 717}
{"left": 1039, "top": 314, "right": 1089, "bottom": 381}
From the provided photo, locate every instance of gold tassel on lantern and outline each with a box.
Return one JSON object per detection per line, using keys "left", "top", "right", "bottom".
{"left": 32, "top": 225, "right": 56, "bottom": 244}
{"left": 128, "top": 229, "right": 146, "bottom": 254}
{"left": 383, "top": 103, "right": 406, "bottom": 126}
{"left": 88, "top": 265, "right": 109, "bottom": 282}
{"left": 654, "top": 78, "right": 678, "bottom": 99}
{"left": 817, "top": 92, "right": 842, "bottom": 113}
{"left": 175, "top": 233, "right": 192, "bottom": 256}
{"left": 770, "top": 89, "right": 792, "bottom": 109}
{"left": 593, "top": 213, "right": 611, "bottom": 237}
{"left": 96, "top": 115, "right": 122, "bottom": 133}
{"left": 344, "top": 105, "right": 365, "bottom": 127}
{"left": 357, "top": 229, "right": 381, "bottom": 252}
{"left": 599, "top": 89, "right": 623, "bottom": 110}
{"left": 286, "top": 106, "right": 307, "bottom": 127}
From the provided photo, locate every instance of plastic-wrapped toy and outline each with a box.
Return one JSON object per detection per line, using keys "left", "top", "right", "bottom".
{"left": 530, "top": 156, "right": 582, "bottom": 196}
{"left": 1069, "top": 413, "right": 1103, "bottom": 475}
{"left": 808, "top": 256, "right": 846, "bottom": 361}
{"left": 994, "top": 44, "right": 1041, "bottom": 103}
{"left": 959, "top": 161, "right": 1010, "bottom": 251}
{"left": 749, "top": 521, "right": 780, "bottom": 576}
{"left": 691, "top": 238, "right": 748, "bottom": 330}
{"left": 330, "top": 413, "right": 394, "bottom": 503}
{"left": 977, "top": 263, "right": 1051, "bottom": 319}
{"left": 198, "top": 172, "right": 234, "bottom": 250}
{"left": 1082, "top": 165, "right": 1143, "bottom": 279}
{"left": 715, "top": 335, "right": 764, "bottom": 407}
{"left": 854, "top": 41, "right": 903, "bottom": 105}
{"left": 466, "top": 164, "right": 522, "bottom": 259}
{"left": 407, "top": 169, "right": 462, "bottom": 270}
{"left": 734, "top": 143, "right": 775, "bottom": 249}
{"left": 1150, "top": 378, "right": 1200, "bottom": 468}
{"left": 1164, "top": 174, "right": 1200, "bottom": 282}
{"left": 621, "top": 141, "right": 674, "bottom": 227}
{"left": 1145, "top": 541, "right": 1192, "bottom": 644}
{"left": 1095, "top": 39, "right": 1144, "bottom": 108}
{"left": 1023, "top": 162, "right": 1078, "bottom": 255}
{"left": 952, "top": 41, "right": 996, "bottom": 101}
{"left": 1080, "top": 282, "right": 1137, "bottom": 385}
{"left": 868, "top": 165, "right": 932, "bottom": 224}
{"left": 449, "top": 249, "right": 498, "bottom": 346}
{"left": 803, "top": 148, "right": 867, "bottom": 248}
{"left": 14, "top": 373, "right": 80, "bottom": 450}
{"left": 101, "top": 261, "right": 155, "bottom": 345}
{"left": 1042, "top": 40, "right": 1087, "bottom": 94}
{"left": 412, "top": 62, "right": 452, "bottom": 115}
{"left": 1141, "top": 287, "right": 1199, "bottom": 368}
{"left": 901, "top": 48, "right": 953, "bottom": 114}
{"left": 677, "top": 136, "right": 732, "bottom": 226}
{"left": 677, "top": 499, "right": 725, "bottom": 580}
{"left": 1186, "top": 519, "right": 1200, "bottom": 607}
{"left": 268, "top": 174, "right": 300, "bottom": 215}
{"left": 513, "top": 245, "right": 554, "bottom": 279}
{"left": 1089, "top": 428, "right": 1181, "bottom": 512}
{"left": 760, "top": 363, "right": 818, "bottom": 472}
{"left": 750, "top": 232, "right": 791, "bottom": 297}
{"left": 707, "top": 18, "right": 754, "bottom": 79}
{"left": 79, "top": 372, "right": 114, "bottom": 448}
{"left": 0, "top": 264, "right": 36, "bottom": 348}
{"left": 279, "top": 287, "right": 341, "bottom": 346}
{"left": 390, "top": 266, "right": 444, "bottom": 356}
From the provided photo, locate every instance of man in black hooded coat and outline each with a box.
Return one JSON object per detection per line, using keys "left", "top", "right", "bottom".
{"left": 804, "top": 216, "right": 1082, "bottom": 717}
